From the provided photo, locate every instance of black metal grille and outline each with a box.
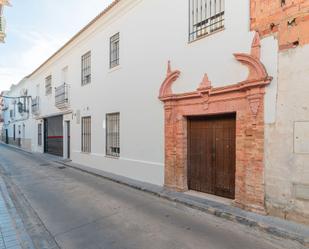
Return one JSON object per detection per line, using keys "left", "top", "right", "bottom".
{"left": 55, "top": 83, "right": 69, "bottom": 108}
{"left": 110, "top": 33, "right": 120, "bottom": 68}
{"left": 38, "top": 123, "right": 42, "bottom": 146}
{"left": 81, "top": 51, "right": 91, "bottom": 86}
{"left": 81, "top": 116, "right": 91, "bottom": 153}
{"left": 0, "top": 16, "right": 5, "bottom": 34}
{"left": 32, "top": 97, "right": 39, "bottom": 115}
{"left": 189, "top": 0, "right": 225, "bottom": 42}
{"left": 45, "top": 75, "right": 52, "bottom": 95}
{"left": 106, "top": 113, "right": 120, "bottom": 157}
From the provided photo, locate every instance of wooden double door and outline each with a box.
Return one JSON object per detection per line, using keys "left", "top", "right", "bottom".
{"left": 188, "top": 114, "right": 236, "bottom": 199}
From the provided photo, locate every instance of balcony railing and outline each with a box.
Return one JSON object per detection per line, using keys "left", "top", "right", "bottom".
{"left": 1, "top": 105, "right": 8, "bottom": 111}
{"left": 55, "top": 83, "right": 69, "bottom": 109}
{"left": 31, "top": 97, "right": 40, "bottom": 115}
{"left": 0, "top": 16, "right": 6, "bottom": 42}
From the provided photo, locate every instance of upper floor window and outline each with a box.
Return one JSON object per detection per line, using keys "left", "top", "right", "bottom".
{"left": 189, "top": 0, "right": 225, "bottom": 42}
{"left": 110, "top": 33, "right": 120, "bottom": 68}
{"left": 45, "top": 75, "right": 52, "bottom": 95}
{"left": 81, "top": 51, "right": 91, "bottom": 86}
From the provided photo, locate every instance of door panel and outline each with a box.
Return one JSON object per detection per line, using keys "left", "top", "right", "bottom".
{"left": 188, "top": 115, "right": 236, "bottom": 199}
{"left": 44, "top": 116, "right": 63, "bottom": 157}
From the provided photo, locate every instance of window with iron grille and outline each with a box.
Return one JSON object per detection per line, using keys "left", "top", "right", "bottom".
{"left": 81, "top": 51, "right": 91, "bottom": 86}
{"left": 81, "top": 116, "right": 91, "bottom": 153}
{"left": 38, "top": 123, "right": 42, "bottom": 146}
{"left": 110, "top": 33, "right": 120, "bottom": 68}
{"left": 45, "top": 75, "right": 52, "bottom": 95}
{"left": 189, "top": 0, "right": 225, "bottom": 42}
{"left": 106, "top": 113, "right": 120, "bottom": 157}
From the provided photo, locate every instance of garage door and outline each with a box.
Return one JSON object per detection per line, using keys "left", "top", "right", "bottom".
{"left": 44, "top": 116, "right": 63, "bottom": 157}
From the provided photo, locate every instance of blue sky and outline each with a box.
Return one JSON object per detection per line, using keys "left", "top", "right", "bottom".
{"left": 0, "top": 0, "right": 113, "bottom": 92}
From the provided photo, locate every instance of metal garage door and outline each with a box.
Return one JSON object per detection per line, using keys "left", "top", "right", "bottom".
{"left": 44, "top": 115, "right": 63, "bottom": 157}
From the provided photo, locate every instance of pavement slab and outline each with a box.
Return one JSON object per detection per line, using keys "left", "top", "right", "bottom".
{"left": 0, "top": 174, "right": 34, "bottom": 249}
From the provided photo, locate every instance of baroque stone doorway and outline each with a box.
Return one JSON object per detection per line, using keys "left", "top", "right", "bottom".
{"left": 158, "top": 33, "right": 272, "bottom": 213}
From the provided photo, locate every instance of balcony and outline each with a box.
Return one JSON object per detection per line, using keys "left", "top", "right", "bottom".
{"left": 55, "top": 83, "right": 69, "bottom": 109}
{"left": 0, "top": 16, "right": 6, "bottom": 42}
{"left": 31, "top": 97, "right": 40, "bottom": 115}
{"left": 1, "top": 104, "right": 8, "bottom": 111}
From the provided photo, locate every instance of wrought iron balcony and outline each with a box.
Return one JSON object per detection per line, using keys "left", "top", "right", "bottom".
{"left": 1, "top": 104, "right": 8, "bottom": 111}
{"left": 55, "top": 83, "right": 69, "bottom": 109}
{"left": 31, "top": 97, "right": 40, "bottom": 115}
{"left": 0, "top": 16, "right": 6, "bottom": 42}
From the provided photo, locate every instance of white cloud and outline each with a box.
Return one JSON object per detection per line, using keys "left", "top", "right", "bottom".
{"left": 0, "top": 0, "right": 113, "bottom": 92}
{"left": 0, "top": 29, "right": 68, "bottom": 91}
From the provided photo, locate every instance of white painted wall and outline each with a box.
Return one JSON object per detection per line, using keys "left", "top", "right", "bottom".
{"left": 265, "top": 44, "right": 309, "bottom": 223}
{"left": 3, "top": 0, "right": 278, "bottom": 186}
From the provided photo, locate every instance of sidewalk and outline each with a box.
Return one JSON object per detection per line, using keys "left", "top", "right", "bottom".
{"left": 0, "top": 176, "right": 34, "bottom": 249}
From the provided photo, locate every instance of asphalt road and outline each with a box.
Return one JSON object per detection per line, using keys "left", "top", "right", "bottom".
{"left": 0, "top": 144, "right": 304, "bottom": 249}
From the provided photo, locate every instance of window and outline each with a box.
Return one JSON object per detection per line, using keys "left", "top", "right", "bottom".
{"left": 106, "top": 113, "right": 120, "bottom": 157}
{"left": 81, "top": 116, "right": 91, "bottom": 153}
{"left": 110, "top": 33, "right": 120, "bottom": 68}
{"left": 45, "top": 75, "right": 52, "bottom": 95}
{"left": 81, "top": 51, "right": 91, "bottom": 85}
{"left": 189, "top": 0, "right": 225, "bottom": 42}
{"left": 38, "top": 123, "right": 42, "bottom": 146}
{"left": 62, "top": 66, "right": 68, "bottom": 84}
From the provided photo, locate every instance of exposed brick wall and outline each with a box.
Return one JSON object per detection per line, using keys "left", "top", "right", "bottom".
{"left": 251, "top": 0, "right": 309, "bottom": 50}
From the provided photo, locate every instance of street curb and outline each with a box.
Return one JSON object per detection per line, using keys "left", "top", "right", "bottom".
{"left": 56, "top": 160, "right": 309, "bottom": 248}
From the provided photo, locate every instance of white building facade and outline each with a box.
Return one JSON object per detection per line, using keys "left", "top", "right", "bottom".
{"left": 0, "top": 0, "right": 11, "bottom": 42}
{"left": 3, "top": 0, "right": 308, "bottom": 224}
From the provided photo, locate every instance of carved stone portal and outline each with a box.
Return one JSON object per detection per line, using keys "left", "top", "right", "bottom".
{"left": 159, "top": 32, "right": 272, "bottom": 213}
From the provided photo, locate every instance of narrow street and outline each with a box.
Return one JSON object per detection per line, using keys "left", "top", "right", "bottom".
{"left": 0, "top": 144, "right": 304, "bottom": 249}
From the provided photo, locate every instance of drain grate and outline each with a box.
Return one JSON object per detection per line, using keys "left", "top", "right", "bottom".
{"left": 39, "top": 163, "right": 51, "bottom": 166}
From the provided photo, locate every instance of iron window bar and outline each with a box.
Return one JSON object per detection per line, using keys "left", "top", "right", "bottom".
{"left": 31, "top": 96, "right": 40, "bottom": 115}
{"left": 189, "top": 0, "right": 225, "bottom": 42}
{"left": 55, "top": 83, "right": 69, "bottom": 108}
{"left": 38, "top": 123, "right": 42, "bottom": 146}
{"left": 110, "top": 33, "right": 120, "bottom": 69}
{"left": 45, "top": 75, "right": 52, "bottom": 95}
{"left": 106, "top": 113, "right": 120, "bottom": 157}
{"left": 81, "top": 116, "right": 91, "bottom": 153}
{"left": 81, "top": 51, "right": 91, "bottom": 86}
{"left": 0, "top": 16, "right": 5, "bottom": 33}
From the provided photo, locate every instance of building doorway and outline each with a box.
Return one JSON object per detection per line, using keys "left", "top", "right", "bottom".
{"left": 64, "top": 121, "right": 70, "bottom": 159}
{"left": 5, "top": 129, "right": 8, "bottom": 144}
{"left": 188, "top": 114, "right": 236, "bottom": 199}
{"left": 44, "top": 116, "right": 63, "bottom": 157}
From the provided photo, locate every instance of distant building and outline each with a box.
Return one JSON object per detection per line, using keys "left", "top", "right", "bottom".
{"left": 0, "top": 91, "right": 8, "bottom": 141}
{"left": 0, "top": 0, "right": 11, "bottom": 43}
